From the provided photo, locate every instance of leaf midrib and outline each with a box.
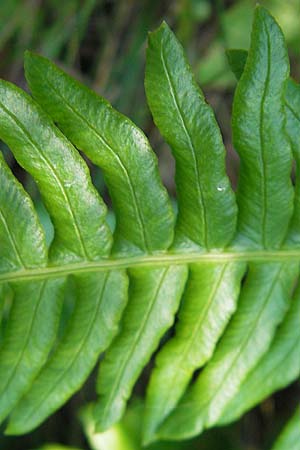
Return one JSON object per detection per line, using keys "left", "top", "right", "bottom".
{"left": 159, "top": 43, "right": 208, "bottom": 248}
{"left": 1, "top": 249, "right": 300, "bottom": 283}
{"left": 258, "top": 21, "right": 270, "bottom": 249}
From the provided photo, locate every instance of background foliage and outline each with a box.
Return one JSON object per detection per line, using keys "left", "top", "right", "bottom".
{"left": 1, "top": 1, "right": 300, "bottom": 449}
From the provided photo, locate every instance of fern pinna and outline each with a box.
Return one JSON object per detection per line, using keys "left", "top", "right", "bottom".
{"left": 0, "top": 5, "right": 299, "bottom": 445}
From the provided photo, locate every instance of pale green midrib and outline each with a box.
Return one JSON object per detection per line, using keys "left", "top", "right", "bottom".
{"left": 258, "top": 21, "right": 270, "bottom": 249}
{"left": 1, "top": 249, "right": 300, "bottom": 283}
{"left": 159, "top": 44, "right": 208, "bottom": 248}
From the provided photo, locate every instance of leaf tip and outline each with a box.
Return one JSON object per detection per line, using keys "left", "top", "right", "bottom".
{"left": 24, "top": 49, "right": 38, "bottom": 66}
{"left": 148, "top": 20, "right": 171, "bottom": 40}
{"left": 254, "top": 3, "right": 278, "bottom": 24}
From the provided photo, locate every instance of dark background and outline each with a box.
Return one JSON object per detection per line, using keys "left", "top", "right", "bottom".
{"left": 1, "top": 1, "right": 300, "bottom": 449}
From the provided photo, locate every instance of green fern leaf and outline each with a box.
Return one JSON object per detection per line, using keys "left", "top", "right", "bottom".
{"left": 145, "top": 21, "right": 237, "bottom": 250}
{"left": 0, "top": 4, "right": 298, "bottom": 445}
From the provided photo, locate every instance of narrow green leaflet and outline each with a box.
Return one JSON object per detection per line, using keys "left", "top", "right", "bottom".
{"left": 284, "top": 79, "right": 300, "bottom": 243}
{"left": 7, "top": 271, "right": 128, "bottom": 435}
{"left": 0, "top": 154, "right": 65, "bottom": 423}
{"left": 227, "top": 40, "right": 294, "bottom": 259}
{"left": 0, "top": 80, "right": 112, "bottom": 263}
{"left": 23, "top": 52, "right": 188, "bottom": 433}
{"left": 24, "top": 51, "right": 174, "bottom": 255}
{"left": 145, "top": 21, "right": 236, "bottom": 249}
{"left": 232, "top": 7, "right": 293, "bottom": 249}
{"left": 92, "top": 266, "right": 187, "bottom": 433}
{"left": 270, "top": 406, "right": 300, "bottom": 450}
{"left": 0, "top": 3, "right": 299, "bottom": 442}
{"left": 218, "top": 278, "right": 300, "bottom": 425}
{"left": 227, "top": 49, "right": 300, "bottom": 244}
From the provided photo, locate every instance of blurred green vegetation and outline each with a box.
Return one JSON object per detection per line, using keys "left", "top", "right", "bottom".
{"left": 1, "top": 1, "right": 300, "bottom": 449}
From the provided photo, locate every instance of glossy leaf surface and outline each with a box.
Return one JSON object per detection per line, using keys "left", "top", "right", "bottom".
{"left": 232, "top": 7, "right": 293, "bottom": 249}
{"left": 145, "top": 21, "right": 236, "bottom": 250}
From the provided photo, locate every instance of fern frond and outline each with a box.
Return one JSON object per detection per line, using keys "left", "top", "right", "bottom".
{"left": 0, "top": 4, "right": 299, "bottom": 445}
